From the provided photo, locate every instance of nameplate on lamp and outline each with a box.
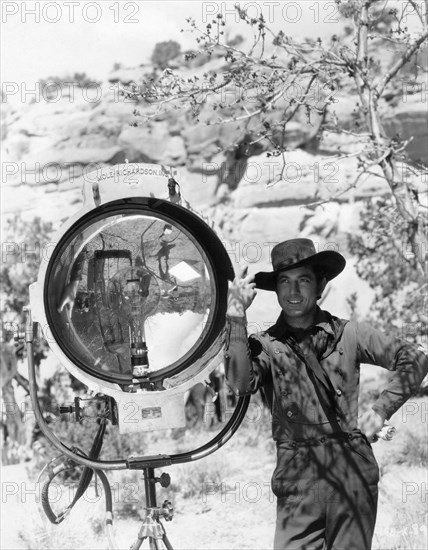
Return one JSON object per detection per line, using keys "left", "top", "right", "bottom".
{"left": 116, "top": 392, "right": 185, "bottom": 433}
{"left": 82, "top": 163, "right": 180, "bottom": 207}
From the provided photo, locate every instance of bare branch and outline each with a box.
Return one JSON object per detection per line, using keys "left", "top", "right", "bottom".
{"left": 14, "top": 372, "right": 30, "bottom": 395}
{"left": 368, "top": 33, "right": 409, "bottom": 45}
{"left": 207, "top": 85, "right": 287, "bottom": 125}
{"left": 303, "top": 183, "right": 358, "bottom": 209}
{"left": 376, "top": 29, "right": 428, "bottom": 97}
{"left": 323, "top": 127, "right": 372, "bottom": 138}
{"left": 354, "top": 0, "right": 371, "bottom": 104}
{"left": 357, "top": 1, "right": 370, "bottom": 71}
{"left": 408, "top": 0, "right": 427, "bottom": 28}
{"left": 209, "top": 64, "right": 319, "bottom": 126}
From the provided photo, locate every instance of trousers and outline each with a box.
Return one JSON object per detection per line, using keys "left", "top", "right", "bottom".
{"left": 272, "top": 433, "right": 379, "bottom": 550}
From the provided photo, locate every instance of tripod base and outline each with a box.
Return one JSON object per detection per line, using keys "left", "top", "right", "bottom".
{"left": 138, "top": 513, "right": 164, "bottom": 540}
{"left": 129, "top": 468, "right": 174, "bottom": 550}
{"left": 130, "top": 508, "right": 173, "bottom": 550}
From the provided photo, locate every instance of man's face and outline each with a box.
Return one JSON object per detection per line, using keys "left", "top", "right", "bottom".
{"left": 276, "top": 266, "right": 325, "bottom": 327}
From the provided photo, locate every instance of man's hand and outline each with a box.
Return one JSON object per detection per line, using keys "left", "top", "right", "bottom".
{"left": 359, "top": 409, "right": 386, "bottom": 443}
{"left": 227, "top": 265, "right": 257, "bottom": 318}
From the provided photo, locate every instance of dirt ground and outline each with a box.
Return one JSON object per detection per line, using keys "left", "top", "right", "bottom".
{"left": 1, "top": 398, "right": 427, "bottom": 550}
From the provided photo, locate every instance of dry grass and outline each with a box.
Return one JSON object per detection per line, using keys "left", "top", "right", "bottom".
{"left": 373, "top": 502, "right": 428, "bottom": 550}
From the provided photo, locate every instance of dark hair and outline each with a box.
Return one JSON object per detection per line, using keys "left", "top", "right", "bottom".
{"left": 312, "top": 266, "right": 327, "bottom": 300}
{"left": 313, "top": 267, "right": 327, "bottom": 285}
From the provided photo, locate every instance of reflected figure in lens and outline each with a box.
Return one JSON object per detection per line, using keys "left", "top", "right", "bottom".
{"left": 156, "top": 223, "right": 175, "bottom": 281}
{"left": 185, "top": 365, "right": 229, "bottom": 428}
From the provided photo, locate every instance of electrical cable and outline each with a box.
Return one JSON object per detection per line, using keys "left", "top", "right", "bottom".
{"left": 28, "top": 337, "right": 128, "bottom": 469}
{"left": 41, "top": 419, "right": 107, "bottom": 523}
{"left": 29, "top": 334, "right": 250, "bottom": 469}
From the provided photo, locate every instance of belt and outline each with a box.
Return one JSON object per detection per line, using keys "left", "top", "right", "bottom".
{"left": 278, "top": 430, "right": 365, "bottom": 448}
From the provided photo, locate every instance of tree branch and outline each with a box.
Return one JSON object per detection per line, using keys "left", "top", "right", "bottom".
{"left": 408, "top": 0, "right": 427, "bottom": 28}
{"left": 376, "top": 29, "right": 428, "bottom": 97}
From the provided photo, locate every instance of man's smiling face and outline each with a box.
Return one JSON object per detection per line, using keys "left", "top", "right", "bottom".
{"left": 276, "top": 266, "right": 326, "bottom": 328}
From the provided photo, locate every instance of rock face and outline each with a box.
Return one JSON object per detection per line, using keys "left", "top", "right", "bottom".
{"left": 118, "top": 123, "right": 186, "bottom": 165}
{"left": 229, "top": 150, "right": 393, "bottom": 209}
{"left": 1, "top": 61, "right": 426, "bottom": 318}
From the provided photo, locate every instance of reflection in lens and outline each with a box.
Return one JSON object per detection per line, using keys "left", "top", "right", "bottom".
{"left": 47, "top": 212, "right": 215, "bottom": 382}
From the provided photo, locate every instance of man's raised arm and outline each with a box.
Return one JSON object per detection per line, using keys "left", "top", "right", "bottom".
{"left": 224, "top": 266, "right": 269, "bottom": 396}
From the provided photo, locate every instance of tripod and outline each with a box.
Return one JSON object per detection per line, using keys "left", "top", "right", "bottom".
{"left": 130, "top": 467, "right": 174, "bottom": 550}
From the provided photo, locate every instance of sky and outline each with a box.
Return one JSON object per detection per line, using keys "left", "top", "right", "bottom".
{"left": 1, "top": 0, "right": 350, "bottom": 88}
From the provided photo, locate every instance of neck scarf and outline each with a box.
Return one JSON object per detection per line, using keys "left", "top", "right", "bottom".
{"left": 284, "top": 324, "right": 331, "bottom": 360}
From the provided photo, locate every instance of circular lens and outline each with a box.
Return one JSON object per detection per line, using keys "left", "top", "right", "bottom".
{"left": 44, "top": 199, "right": 232, "bottom": 387}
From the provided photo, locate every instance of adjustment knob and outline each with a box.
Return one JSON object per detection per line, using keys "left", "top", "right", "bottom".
{"left": 158, "top": 473, "right": 171, "bottom": 488}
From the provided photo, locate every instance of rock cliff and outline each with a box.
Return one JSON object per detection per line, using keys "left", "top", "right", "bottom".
{"left": 2, "top": 61, "right": 427, "bottom": 321}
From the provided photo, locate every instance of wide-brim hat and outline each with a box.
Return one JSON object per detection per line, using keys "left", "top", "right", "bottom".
{"left": 254, "top": 238, "right": 346, "bottom": 291}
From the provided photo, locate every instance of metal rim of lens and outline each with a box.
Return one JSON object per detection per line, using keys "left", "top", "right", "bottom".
{"left": 44, "top": 198, "right": 233, "bottom": 388}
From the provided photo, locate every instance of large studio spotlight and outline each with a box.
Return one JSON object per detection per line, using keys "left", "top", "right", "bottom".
{"left": 24, "top": 163, "right": 250, "bottom": 548}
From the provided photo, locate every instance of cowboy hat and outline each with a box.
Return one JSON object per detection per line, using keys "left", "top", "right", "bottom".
{"left": 254, "top": 238, "right": 346, "bottom": 291}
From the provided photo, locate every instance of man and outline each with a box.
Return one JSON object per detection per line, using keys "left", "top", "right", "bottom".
{"left": 224, "top": 238, "right": 427, "bottom": 550}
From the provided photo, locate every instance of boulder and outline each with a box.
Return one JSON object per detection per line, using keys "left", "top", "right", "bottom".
{"left": 3, "top": 134, "right": 31, "bottom": 161}
{"left": 30, "top": 143, "right": 124, "bottom": 167}
{"left": 182, "top": 124, "right": 223, "bottom": 159}
{"left": 118, "top": 124, "right": 186, "bottom": 165}
{"left": 2, "top": 183, "right": 82, "bottom": 225}
{"left": 230, "top": 151, "right": 318, "bottom": 208}
{"left": 94, "top": 98, "right": 140, "bottom": 125}
{"left": 84, "top": 114, "right": 123, "bottom": 139}
{"left": 177, "top": 168, "right": 218, "bottom": 208}
{"left": 10, "top": 95, "right": 94, "bottom": 137}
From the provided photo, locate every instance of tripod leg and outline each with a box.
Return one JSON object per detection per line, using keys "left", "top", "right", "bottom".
{"left": 162, "top": 532, "right": 174, "bottom": 550}
{"left": 129, "top": 536, "right": 146, "bottom": 550}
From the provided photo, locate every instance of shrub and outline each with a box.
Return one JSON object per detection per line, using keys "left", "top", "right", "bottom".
{"left": 151, "top": 41, "right": 181, "bottom": 69}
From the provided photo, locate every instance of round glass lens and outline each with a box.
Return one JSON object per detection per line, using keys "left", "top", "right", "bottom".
{"left": 45, "top": 210, "right": 215, "bottom": 382}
